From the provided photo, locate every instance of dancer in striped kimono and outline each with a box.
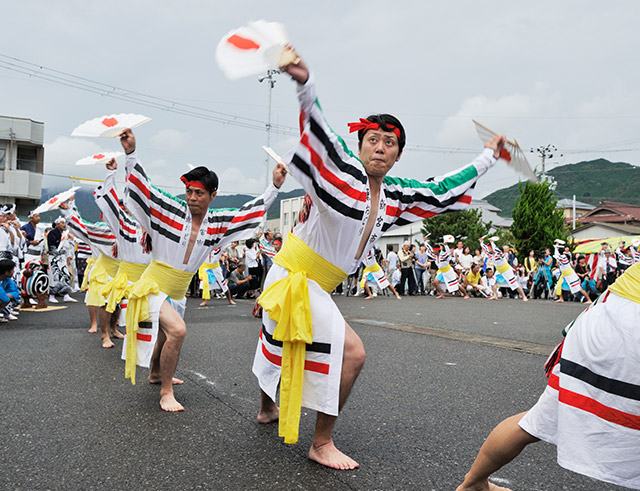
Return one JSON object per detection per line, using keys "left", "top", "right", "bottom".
{"left": 94, "top": 159, "right": 153, "bottom": 364}
{"left": 432, "top": 243, "right": 462, "bottom": 298}
{"left": 198, "top": 248, "right": 235, "bottom": 307}
{"left": 60, "top": 201, "right": 119, "bottom": 348}
{"left": 632, "top": 239, "right": 640, "bottom": 264}
{"left": 482, "top": 237, "right": 528, "bottom": 301}
{"left": 553, "top": 242, "right": 591, "bottom": 303}
{"left": 360, "top": 248, "right": 401, "bottom": 300}
{"left": 251, "top": 48, "right": 509, "bottom": 470}
{"left": 118, "top": 128, "right": 285, "bottom": 412}
{"left": 456, "top": 263, "right": 640, "bottom": 491}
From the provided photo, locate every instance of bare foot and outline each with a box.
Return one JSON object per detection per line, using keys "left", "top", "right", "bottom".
{"left": 228, "top": 299, "right": 236, "bottom": 305}
{"left": 149, "top": 376, "right": 184, "bottom": 385}
{"left": 101, "top": 337, "right": 114, "bottom": 349}
{"left": 87, "top": 326, "right": 97, "bottom": 333}
{"left": 455, "top": 481, "right": 512, "bottom": 491}
{"left": 159, "top": 393, "right": 185, "bottom": 412}
{"left": 256, "top": 406, "right": 279, "bottom": 424}
{"left": 555, "top": 298, "right": 564, "bottom": 303}
{"left": 199, "top": 301, "right": 209, "bottom": 307}
{"left": 521, "top": 297, "right": 529, "bottom": 302}
{"left": 308, "top": 440, "right": 359, "bottom": 470}
{"left": 395, "top": 294, "right": 401, "bottom": 300}
{"left": 436, "top": 294, "right": 445, "bottom": 299}
{"left": 464, "top": 296, "right": 470, "bottom": 300}
{"left": 364, "top": 296, "right": 373, "bottom": 300}
{"left": 111, "top": 329, "right": 125, "bottom": 339}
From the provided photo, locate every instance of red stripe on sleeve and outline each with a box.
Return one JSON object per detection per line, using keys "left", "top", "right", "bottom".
{"left": 300, "top": 133, "right": 367, "bottom": 202}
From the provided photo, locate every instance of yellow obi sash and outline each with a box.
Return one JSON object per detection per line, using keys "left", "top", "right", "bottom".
{"left": 359, "top": 262, "right": 382, "bottom": 288}
{"left": 258, "top": 233, "right": 347, "bottom": 444}
{"left": 80, "top": 257, "right": 96, "bottom": 292}
{"left": 101, "top": 261, "right": 148, "bottom": 313}
{"left": 124, "top": 260, "right": 194, "bottom": 385}
{"left": 86, "top": 254, "right": 120, "bottom": 307}
{"left": 609, "top": 263, "right": 640, "bottom": 304}
{"left": 437, "top": 263, "right": 453, "bottom": 275}
{"left": 496, "top": 262, "right": 511, "bottom": 275}
{"left": 198, "top": 261, "right": 220, "bottom": 301}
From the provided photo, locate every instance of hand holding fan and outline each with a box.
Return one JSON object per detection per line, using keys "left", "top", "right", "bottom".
{"left": 75, "top": 152, "right": 124, "bottom": 166}
{"left": 71, "top": 114, "right": 151, "bottom": 138}
{"left": 216, "top": 20, "right": 298, "bottom": 80}
{"left": 473, "top": 120, "right": 537, "bottom": 182}
{"left": 262, "top": 146, "right": 288, "bottom": 171}
{"left": 31, "top": 186, "right": 80, "bottom": 215}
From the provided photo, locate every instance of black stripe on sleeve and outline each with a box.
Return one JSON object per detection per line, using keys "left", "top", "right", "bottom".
{"left": 292, "top": 154, "right": 364, "bottom": 221}
{"left": 308, "top": 116, "right": 367, "bottom": 184}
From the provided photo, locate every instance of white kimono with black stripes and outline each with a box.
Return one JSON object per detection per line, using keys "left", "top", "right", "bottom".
{"left": 253, "top": 74, "right": 498, "bottom": 417}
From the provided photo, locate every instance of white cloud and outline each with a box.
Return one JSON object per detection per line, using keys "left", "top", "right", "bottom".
{"left": 149, "top": 129, "right": 190, "bottom": 154}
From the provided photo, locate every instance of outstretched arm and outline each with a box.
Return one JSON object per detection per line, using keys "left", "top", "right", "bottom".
{"left": 207, "top": 164, "right": 284, "bottom": 250}
{"left": 119, "top": 129, "right": 187, "bottom": 241}
{"left": 280, "top": 50, "right": 367, "bottom": 219}
{"left": 384, "top": 136, "right": 505, "bottom": 231}
{"left": 60, "top": 201, "right": 115, "bottom": 249}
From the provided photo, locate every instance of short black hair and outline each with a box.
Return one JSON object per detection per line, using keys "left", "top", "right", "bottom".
{"left": 0, "top": 259, "right": 15, "bottom": 275}
{"left": 356, "top": 114, "right": 406, "bottom": 154}
{"left": 181, "top": 166, "right": 219, "bottom": 194}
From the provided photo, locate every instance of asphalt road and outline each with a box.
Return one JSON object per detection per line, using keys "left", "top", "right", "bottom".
{"left": 0, "top": 295, "right": 624, "bottom": 490}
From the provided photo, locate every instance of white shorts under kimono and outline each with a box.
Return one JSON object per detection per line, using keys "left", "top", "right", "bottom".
{"left": 519, "top": 290, "right": 640, "bottom": 489}
{"left": 120, "top": 293, "right": 187, "bottom": 369}
{"left": 252, "top": 264, "right": 345, "bottom": 416}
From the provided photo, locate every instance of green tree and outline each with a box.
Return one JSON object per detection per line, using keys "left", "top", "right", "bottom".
{"left": 421, "top": 209, "right": 491, "bottom": 247}
{"left": 511, "top": 181, "right": 569, "bottom": 259}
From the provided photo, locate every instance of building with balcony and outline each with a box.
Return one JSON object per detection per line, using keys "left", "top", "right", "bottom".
{"left": 0, "top": 115, "right": 44, "bottom": 215}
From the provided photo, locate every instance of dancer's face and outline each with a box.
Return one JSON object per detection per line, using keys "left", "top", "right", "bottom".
{"left": 186, "top": 186, "right": 216, "bottom": 217}
{"left": 359, "top": 130, "right": 400, "bottom": 178}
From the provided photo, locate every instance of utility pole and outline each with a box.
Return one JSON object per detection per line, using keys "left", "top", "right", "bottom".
{"left": 530, "top": 144, "right": 563, "bottom": 191}
{"left": 258, "top": 70, "right": 278, "bottom": 189}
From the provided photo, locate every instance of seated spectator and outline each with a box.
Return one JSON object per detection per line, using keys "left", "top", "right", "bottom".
{"left": 463, "top": 263, "right": 483, "bottom": 298}
{"left": 479, "top": 268, "right": 498, "bottom": 299}
{"left": 229, "top": 263, "right": 254, "bottom": 299}
{"left": 0, "top": 259, "right": 21, "bottom": 322}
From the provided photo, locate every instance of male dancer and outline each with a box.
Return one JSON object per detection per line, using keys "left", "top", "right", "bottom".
{"left": 94, "top": 159, "right": 151, "bottom": 355}
{"left": 251, "top": 48, "right": 508, "bottom": 469}
{"left": 456, "top": 263, "right": 640, "bottom": 490}
{"left": 60, "top": 200, "right": 119, "bottom": 348}
{"left": 553, "top": 241, "right": 591, "bottom": 303}
{"left": 481, "top": 237, "right": 527, "bottom": 301}
{"left": 118, "top": 128, "right": 286, "bottom": 412}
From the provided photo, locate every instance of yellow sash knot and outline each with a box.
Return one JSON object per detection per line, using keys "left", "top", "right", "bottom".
{"left": 85, "top": 254, "right": 120, "bottom": 307}
{"left": 124, "top": 260, "right": 194, "bottom": 385}
{"left": 258, "top": 233, "right": 347, "bottom": 445}
{"left": 101, "top": 261, "right": 147, "bottom": 313}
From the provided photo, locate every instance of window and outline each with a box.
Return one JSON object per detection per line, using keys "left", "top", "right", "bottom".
{"left": 0, "top": 144, "right": 5, "bottom": 171}
{"left": 283, "top": 212, "right": 289, "bottom": 227}
{"left": 17, "top": 146, "right": 38, "bottom": 172}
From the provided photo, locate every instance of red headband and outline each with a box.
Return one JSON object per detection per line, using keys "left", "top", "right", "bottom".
{"left": 180, "top": 175, "right": 208, "bottom": 191}
{"left": 347, "top": 118, "right": 401, "bottom": 139}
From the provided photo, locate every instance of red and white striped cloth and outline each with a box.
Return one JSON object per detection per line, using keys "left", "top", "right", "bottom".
{"left": 520, "top": 276, "right": 640, "bottom": 489}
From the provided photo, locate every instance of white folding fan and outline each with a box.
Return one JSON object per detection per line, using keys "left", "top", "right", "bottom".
{"left": 31, "top": 186, "right": 80, "bottom": 215}
{"left": 75, "top": 151, "right": 124, "bottom": 166}
{"left": 473, "top": 120, "right": 537, "bottom": 182}
{"left": 216, "top": 20, "right": 298, "bottom": 80}
{"left": 71, "top": 113, "right": 151, "bottom": 138}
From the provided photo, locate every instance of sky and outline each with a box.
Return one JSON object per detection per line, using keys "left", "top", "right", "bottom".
{"left": 2, "top": 1, "right": 640, "bottom": 203}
